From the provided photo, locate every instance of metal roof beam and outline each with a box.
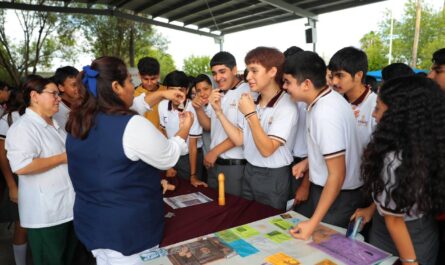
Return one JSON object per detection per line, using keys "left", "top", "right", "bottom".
{"left": 151, "top": 1, "right": 198, "bottom": 19}
{"left": 133, "top": 0, "right": 159, "bottom": 14}
{"left": 0, "top": 1, "right": 222, "bottom": 38}
{"left": 204, "top": 9, "right": 283, "bottom": 30}
{"left": 259, "top": 0, "right": 316, "bottom": 19}
{"left": 217, "top": 12, "right": 293, "bottom": 32}
{"left": 190, "top": 3, "right": 267, "bottom": 28}
{"left": 170, "top": 0, "right": 234, "bottom": 23}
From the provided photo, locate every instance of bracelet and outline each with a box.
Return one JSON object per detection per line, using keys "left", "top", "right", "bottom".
{"left": 244, "top": 111, "right": 257, "bottom": 119}
{"left": 399, "top": 258, "right": 418, "bottom": 263}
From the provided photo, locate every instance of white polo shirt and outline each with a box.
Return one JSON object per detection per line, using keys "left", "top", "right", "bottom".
{"left": 209, "top": 81, "right": 251, "bottom": 159}
{"left": 53, "top": 100, "right": 70, "bottom": 131}
{"left": 292, "top": 102, "right": 308, "bottom": 158}
{"left": 306, "top": 88, "right": 363, "bottom": 190}
{"left": 0, "top": 111, "right": 21, "bottom": 139}
{"left": 158, "top": 99, "right": 203, "bottom": 155}
{"left": 240, "top": 91, "right": 297, "bottom": 168}
{"left": 6, "top": 108, "right": 75, "bottom": 228}
{"left": 348, "top": 87, "right": 377, "bottom": 148}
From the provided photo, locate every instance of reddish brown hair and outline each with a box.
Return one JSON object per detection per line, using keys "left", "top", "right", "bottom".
{"left": 245, "top": 47, "right": 284, "bottom": 86}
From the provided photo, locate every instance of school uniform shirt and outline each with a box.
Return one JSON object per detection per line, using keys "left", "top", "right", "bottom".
{"left": 373, "top": 152, "right": 422, "bottom": 221}
{"left": 158, "top": 99, "right": 203, "bottom": 155}
{"left": 0, "top": 111, "right": 21, "bottom": 139}
{"left": 53, "top": 99, "right": 70, "bottom": 131}
{"left": 5, "top": 108, "right": 75, "bottom": 228}
{"left": 347, "top": 87, "right": 377, "bottom": 148}
{"left": 239, "top": 91, "right": 298, "bottom": 168}
{"left": 307, "top": 87, "right": 363, "bottom": 190}
{"left": 209, "top": 81, "right": 252, "bottom": 159}
{"left": 134, "top": 84, "right": 166, "bottom": 132}
{"left": 128, "top": 93, "right": 189, "bottom": 165}
{"left": 292, "top": 101, "right": 308, "bottom": 158}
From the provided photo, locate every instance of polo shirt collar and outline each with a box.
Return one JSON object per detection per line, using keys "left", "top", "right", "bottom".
{"left": 254, "top": 89, "right": 285, "bottom": 108}
{"left": 344, "top": 85, "right": 370, "bottom": 106}
{"left": 26, "top": 108, "right": 60, "bottom": 129}
{"left": 220, "top": 80, "right": 244, "bottom": 95}
{"left": 307, "top": 86, "right": 331, "bottom": 112}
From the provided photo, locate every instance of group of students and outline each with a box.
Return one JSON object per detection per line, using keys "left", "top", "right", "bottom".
{"left": 0, "top": 46, "right": 444, "bottom": 265}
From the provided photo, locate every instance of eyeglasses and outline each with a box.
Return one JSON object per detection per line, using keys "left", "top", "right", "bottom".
{"left": 41, "top": 90, "right": 60, "bottom": 98}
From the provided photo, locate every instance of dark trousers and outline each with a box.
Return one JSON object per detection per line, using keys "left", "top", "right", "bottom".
{"left": 175, "top": 149, "right": 203, "bottom": 181}
{"left": 296, "top": 183, "right": 367, "bottom": 228}
{"left": 27, "top": 221, "right": 78, "bottom": 265}
{"left": 208, "top": 163, "right": 245, "bottom": 197}
{"left": 243, "top": 163, "right": 290, "bottom": 210}
{"left": 370, "top": 212, "right": 439, "bottom": 265}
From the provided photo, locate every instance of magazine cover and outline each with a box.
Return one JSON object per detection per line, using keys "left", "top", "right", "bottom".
{"left": 167, "top": 237, "right": 234, "bottom": 265}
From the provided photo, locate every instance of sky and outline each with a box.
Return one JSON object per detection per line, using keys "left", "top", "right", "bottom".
{"left": 3, "top": 0, "right": 443, "bottom": 71}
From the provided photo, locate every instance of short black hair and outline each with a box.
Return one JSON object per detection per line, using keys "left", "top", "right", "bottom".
{"left": 283, "top": 46, "right": 303, "bottom": 58}
{"left": 284, "top": 51, "right": 327, "bottom": 89}
{"left": 163, "top": 70, "right": 189, "bottom": 88}
{"left": 137, "top": 57, "right": 160, "bottom": 76}
{"left": 328, "top": 46, "right": 368, "bottom": 83}
{"left": 365, "top": 75, "right": 378, "bottom": 93}
{"left": 432, "top": 48, "right": 445, "bottom": 66}
{"left": 194, "top": 74, "right": 212, "bottom": 87}
{"left": 53, "top": 66, "right": 79, "bottom": 86}
{"left": 210, "top": 51, "right": 236, "bottom": 69}
{"left": 381, "top": 63, "right": 414, "bottom": 82}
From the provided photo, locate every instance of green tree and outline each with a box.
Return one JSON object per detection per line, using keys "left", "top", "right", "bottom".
{"left": 360, "top": 31, "right": 388, "bottom": 70}
{"left": 183, "top": 55, "right": 211, "bottom": 77}
{"left": 0, "top": 3, "right": 77, "bottom": 86}
{"left": 76, "top": 13, "right": 175, "bottom": 78}
{"left": 361, "top": 0, "right": 445, "bottom": 69}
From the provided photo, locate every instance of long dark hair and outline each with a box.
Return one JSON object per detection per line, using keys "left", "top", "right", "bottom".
{"left": 362, "top": 76, "right": 445, "bottom": 214}
{"left": 1, "top": 87, "right": 25, "bottom": 126}
{"left": 66, "top": 56, "right": 135, "bottom": 139}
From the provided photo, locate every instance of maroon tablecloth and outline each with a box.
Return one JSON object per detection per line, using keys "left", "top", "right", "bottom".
{"left": 160, "top": 178, "right": 283, "bottom": 247}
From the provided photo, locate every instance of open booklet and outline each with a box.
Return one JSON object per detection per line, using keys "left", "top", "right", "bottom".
{"left": 309, "top": 224, "right": 392, "bottom": 265}
{"left": 167, "top": 236, "right": 235, "bottom": 265}
{"left": 164, "top": 192, "right": 213, "bottom": 209}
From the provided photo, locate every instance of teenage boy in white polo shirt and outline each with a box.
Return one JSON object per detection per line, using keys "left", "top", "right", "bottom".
{"left": 210, "top": 47, "right": 297, "bottom": 210}
{"left": 193, "top": 52, "right": 251, "bottom": 196}
{"left": 328, "top": 47, "right": 377, "bottom": 148}
{"left": 158, "top": 71, "right": 207, "bottom": 188}
{"left": 283, "top": 51, "right": 365, "bottom": 240}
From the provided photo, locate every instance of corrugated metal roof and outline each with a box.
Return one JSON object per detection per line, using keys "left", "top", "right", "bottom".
{"left": 0, "top": 0, "right": 386, "bottom": 37}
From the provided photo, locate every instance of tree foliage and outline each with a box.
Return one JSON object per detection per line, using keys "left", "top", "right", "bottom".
{"left": 361, "top": 0, "right": 445, "bottom": 69}
{"left": 0, "top": 1, "right": 77, "bottom": 86}
{"left": 76, "top": 13, "right": 175, "bottom": 78}
{"left": 183, "top": 55, "right": 211, "bottom": 77}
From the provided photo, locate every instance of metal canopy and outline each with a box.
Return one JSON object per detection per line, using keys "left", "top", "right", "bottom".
{"left": 0, "top": 0, "right": 385, "bottom": 37}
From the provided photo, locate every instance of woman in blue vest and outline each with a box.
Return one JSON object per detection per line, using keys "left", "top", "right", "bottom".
{"left": 66, "top": 56, "right": 193, "bottom": 265}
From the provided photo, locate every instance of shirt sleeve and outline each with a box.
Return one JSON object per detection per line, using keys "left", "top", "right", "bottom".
{"left": 130, "top": 93, "right": 152, "bottom": 115}
{"left": 188, "top": 105, "right": 202, "bottom": 138}
{"left": 374, "top": 154, "right": 405, "bottom": 217}
{"left": 122, "top": 115, "right": 188, "bottom": 170}
{"left": 5, "top": 123, "right": 41, "bottom": 172}
{"left": 267, "top": 103, "right": 298, "bottom": 145}
{"left": 0, "top": 117, "right": 9, "bottom": 139}
{"left": 313, "top": 107, "right": 346, "bottom": 159}
{"left": 158, "top": 100, "right": 166, "bottom": 129}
